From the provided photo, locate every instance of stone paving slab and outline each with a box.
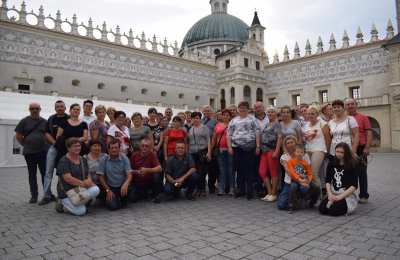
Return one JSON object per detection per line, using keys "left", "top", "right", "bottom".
{"left": 1, "top": 153, "right": 400, "bottom": 259}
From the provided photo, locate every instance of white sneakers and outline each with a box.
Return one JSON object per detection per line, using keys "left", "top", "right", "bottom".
{"left": 261, "top": 194, "right": 277, "bottom": 202}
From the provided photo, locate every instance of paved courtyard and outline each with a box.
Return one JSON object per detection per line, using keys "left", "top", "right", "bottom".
{"left": 1, "top": 153, "right": 400, "bottom": 260}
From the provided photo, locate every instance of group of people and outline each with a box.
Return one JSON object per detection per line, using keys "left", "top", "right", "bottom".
{"left": 15, "top": 97, "right": 372, "bottom": 217}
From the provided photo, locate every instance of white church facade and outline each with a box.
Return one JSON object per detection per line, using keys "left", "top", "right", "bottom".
{"left": 0, "top": 0, "right": 400, "bottom": 167}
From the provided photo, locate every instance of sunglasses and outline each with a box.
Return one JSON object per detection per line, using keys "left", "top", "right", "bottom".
{"left": 29, "top": 107, "right": 40, "bottom": 110}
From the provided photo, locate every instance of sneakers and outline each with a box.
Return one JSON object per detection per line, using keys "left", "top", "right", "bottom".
{"left": 152, "top": 195, "right": 161, "bottom": 204}
{"left": 359, "top": 197, "right": 368, "bottom": 204}
{"left": 261, "top": 194, "right": 277, "bottom": 202}
{"left": 261, "top": 194, "right": 270, "bottom": 201}
{"left": 38, "top": 197, "right": 51, "bottom": 206}
{"left": 29, "top": 197, "right": 38, "bottom": 204}
{"left": 55, "top": 201, "right": 64, "bottom": 213}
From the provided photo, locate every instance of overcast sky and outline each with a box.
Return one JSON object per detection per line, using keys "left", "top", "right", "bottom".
{"left": 5, "top": 0, "right": 397, "bottom": 58}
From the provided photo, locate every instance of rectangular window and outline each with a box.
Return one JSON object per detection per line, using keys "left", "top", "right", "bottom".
{"left": 18, "top": 84, "right": 30, "bottom": 94}
{"left": 292, "top": 94, "right": 301, "bottom": 106}
{"left": 256, "top": 61, "right": 260, "bottom": 70}
{"left": 349, "top": 86, "right": 360, "bottom": 99}
{"left": 319, "top": 90, "right": 329, "bottom": 103}
{"left": 225, "top": 59, "right": 231, "bottom": 69}
{"left": 244, "top": 58, "right": 249, "bottom": 68}
{"left": 269, "top": 97, "right": 277, "bottom": 107}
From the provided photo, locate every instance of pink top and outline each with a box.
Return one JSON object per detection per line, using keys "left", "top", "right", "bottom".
{"left": 352, "top": 112, "right": 371, "bottom": 146}
{"left": 214, "top": 123, "right": 228, "bottom": 149}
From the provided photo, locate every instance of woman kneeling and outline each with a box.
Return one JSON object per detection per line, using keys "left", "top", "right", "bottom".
{"left": 319, "top": 142, "right": 359, "bottom": 216}
{"left": 56, "top": 138, "right": 100, "bottom": 216}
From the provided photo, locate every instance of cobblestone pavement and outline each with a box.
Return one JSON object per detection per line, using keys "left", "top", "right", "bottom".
{"left": 1, "top": 153, "right": 400, "bottom": 260}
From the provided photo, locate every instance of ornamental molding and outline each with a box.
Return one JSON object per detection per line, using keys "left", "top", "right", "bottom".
{"left": 265, "top": 46, "right": 390, "bottom": 90}
{"left": 0, "top": 26, "right": 218, "bottom": 92}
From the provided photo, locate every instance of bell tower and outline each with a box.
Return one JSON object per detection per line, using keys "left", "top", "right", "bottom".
{"left": 248, "top": 11, "right": 266, "bottom": 48}
{"left": 210, "top": 0, "right": 229, "bottom": 14}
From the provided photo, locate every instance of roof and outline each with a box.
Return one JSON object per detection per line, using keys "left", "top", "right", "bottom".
{"left": 251, "top": 11, "right": 261, "bottom": 26}
{"left": 181, "top": 13, "right": 249, "bottom": 48}
{"left": 383, "top": 33, "right": 400, "bottom": 48}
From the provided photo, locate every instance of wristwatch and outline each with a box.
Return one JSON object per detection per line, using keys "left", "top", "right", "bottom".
{"left": 106, "top": 188, "right": 111, "bottom": 193}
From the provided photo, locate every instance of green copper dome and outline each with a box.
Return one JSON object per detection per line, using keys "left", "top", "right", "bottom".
{"left": 182, "top": 13, "right": 249, "bottom": 48}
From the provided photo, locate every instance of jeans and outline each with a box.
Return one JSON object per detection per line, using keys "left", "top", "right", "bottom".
{"left": 129, "top": 173, "right": 163, "bottom": 202}
{"left": 191, "top": 152, "right": 209, "bottom": 191}
{"left": 233, "top": 147, "right": 256, "bottom": 196}
{"left": 217, "top": 151, "right": 234, "bottom": 193}
{"left": 357, "top": 145, "right": 369, "bottom": 199}
{"left": 164, "top": 172, "right": 199, "bottom": 196}
{"left": 61, "top": 186, "right": 100, "bottom": 216}
{"left": 100, "top": 186, "right": 134, "bottom": 211}
{"left": 319, "top": 197, "right": 348, "bottom": 216}
{"left": 24, "top": 151, "right": 47, "bottom": 199}
{"left": 277, "top": 182, "right": 320, "bottom": 210}
{"left": 43, "top": 145, "right": 57, "bottom": 198}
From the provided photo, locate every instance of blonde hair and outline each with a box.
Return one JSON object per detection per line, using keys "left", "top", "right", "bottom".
{"left": 283, "top": 135, "right": 298, "bottom": 153}
{"left": 95, "top": 105, "right": 106, "bottom": 114}
{"left": 106, "top": 106, "right": 116, "bottom": 114}
{"left": 307, "top": 105, "right": 320, "bottom": 114}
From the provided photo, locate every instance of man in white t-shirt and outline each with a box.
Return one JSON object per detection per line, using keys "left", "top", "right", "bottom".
{"left": 81, "top": 100, "right": 96, "bottom": 126}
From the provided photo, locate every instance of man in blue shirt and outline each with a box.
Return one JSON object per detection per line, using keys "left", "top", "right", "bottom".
{"left": 97, "top": 139, "right": 133, "bottom": 210}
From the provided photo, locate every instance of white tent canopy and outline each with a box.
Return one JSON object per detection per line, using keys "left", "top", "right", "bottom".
{"left": 0, "top": 91, "right": 186, "bottom": 168}
{"left": 0, "top": 91, "right": 185, "bottom": 122}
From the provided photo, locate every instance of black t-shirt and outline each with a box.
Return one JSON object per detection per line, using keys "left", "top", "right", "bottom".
{"left": 15, "top": 116, "right": 48, "bottom": 155}
{"left": 326, "top": 162, "right": 358, "bottom": 192}
{"left": 146, "top": 123, "right": 161, "bottom": 145}
{"left": 46, "top": 114, "right": 69, "bottom": 140}
{"left": 165, "top": 155, "right": 196, "bottom": 179}
{"left": 56, "top": 120, "right": 88, "bottom": 161}
{"left": 56, "top": 155, "right": 89, "bottom": 199}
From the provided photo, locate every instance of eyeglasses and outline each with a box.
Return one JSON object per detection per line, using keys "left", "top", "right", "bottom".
{"left": 29, "top": 107, "right": 40, "bottom": 111}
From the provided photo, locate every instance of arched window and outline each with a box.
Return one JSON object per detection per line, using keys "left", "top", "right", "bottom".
{"left": 256, "top": 88, "right": 263, "bottom": 102}
{"left": 230, "top": 87, "right": 235, "bottom": 105}
{"left": 243, "top": 86, "right": 251, "bottom": 103}
{"left": 214, "top": 2, "right": 220, "bottom": 12}
{"left": 220, "top": 89, "right": 225, "bottom": 100}
{"left": 222, "top": 3, "right": 227, "bottom": 12}
{"left": 161, "top": 91, "right": 167, "bottom": 97}
{"left": 368, "top": 116, "right": 381, "bottom": 147}
{"left": 141, "top": 88, "right": 148, "bottom": 95}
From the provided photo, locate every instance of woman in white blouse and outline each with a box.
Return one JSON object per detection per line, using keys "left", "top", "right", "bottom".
{"left": 328, "top": 100, "right": 359, "bottom": 156}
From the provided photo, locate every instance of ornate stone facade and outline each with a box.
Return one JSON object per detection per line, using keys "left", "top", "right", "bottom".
{"left": 0, "top": 0, "right": 399, "bottom": 151}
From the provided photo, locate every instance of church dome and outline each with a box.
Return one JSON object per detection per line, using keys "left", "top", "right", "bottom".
{"left": 181, "top": 13, "right": 249, "bottom": 48}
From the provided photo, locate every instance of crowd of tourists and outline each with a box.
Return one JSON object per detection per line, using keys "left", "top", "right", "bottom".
{"left": 15, "top": 98, "right": 372, "bottom": 216}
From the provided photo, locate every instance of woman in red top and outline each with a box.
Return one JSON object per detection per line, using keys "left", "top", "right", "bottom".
{"left": 163, "top": 116, "right": 187, "bottom": 161}
{"left": 212, "top": 109, "right": 233, "bottom": 195}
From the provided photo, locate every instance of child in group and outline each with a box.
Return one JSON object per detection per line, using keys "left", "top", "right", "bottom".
{"left": 319, "top": 142, "right": 359, "bottom": 216}
{"left": 286, "top": 144, "right": 320, "bottom": 213}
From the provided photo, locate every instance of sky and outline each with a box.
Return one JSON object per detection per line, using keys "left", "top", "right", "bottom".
{"left": 4, "top": 0, "right": 397, "bottom": 59}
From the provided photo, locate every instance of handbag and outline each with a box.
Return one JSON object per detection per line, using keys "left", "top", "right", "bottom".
{"left": 64, "top": 157, "right": 91, "bottom": 206}
{"left": 213, "top": 126, "right": 227, "bottom": 157}
{"left": 192, "top": 126, "right": 209, "bottom": 163}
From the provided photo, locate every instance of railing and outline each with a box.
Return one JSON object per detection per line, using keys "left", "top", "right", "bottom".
{"left": 357, "top": 94, "right": 389, "bottom": 107}
{"left": 0, "top": 0, "right": 214, "bottom": 65}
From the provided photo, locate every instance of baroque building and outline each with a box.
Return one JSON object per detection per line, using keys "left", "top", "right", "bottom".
{"left": 0, "top": 0, "right": 399, "bottom": 167}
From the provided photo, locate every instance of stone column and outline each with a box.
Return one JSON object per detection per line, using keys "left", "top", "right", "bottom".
{"left": 235, "top": 85, "right": 244, "bottom": 106}
{"left": 388, "top": 44, "right": 400, "bottom": 151}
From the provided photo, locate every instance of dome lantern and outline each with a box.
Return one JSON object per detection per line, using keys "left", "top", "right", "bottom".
{"left": 210, "top": 0, "right": 229, "bottom": 14}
